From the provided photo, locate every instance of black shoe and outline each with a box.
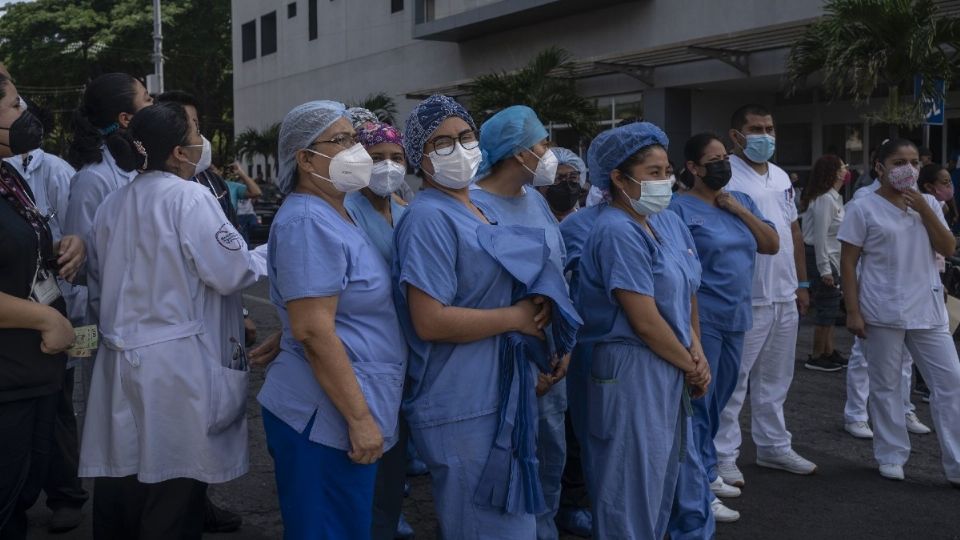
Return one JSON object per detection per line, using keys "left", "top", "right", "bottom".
{"left": 48, "top": 506, "right": 84, "bottom": 533}
{"left": 204, "top": 497, "right": 242, "bottom": 533}
{"left": 828, "top": 351, "right": 849, "bottom": 367}
{"left": 804, "top": 354, "right": 843, "bottom": 372}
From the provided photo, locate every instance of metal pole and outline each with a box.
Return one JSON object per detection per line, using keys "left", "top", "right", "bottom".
{"left": 152, "top": 0, "right": 164, "bottom": 93}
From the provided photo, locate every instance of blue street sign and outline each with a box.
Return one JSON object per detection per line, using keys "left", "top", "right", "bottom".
{"left": 915, "top": 75, "right": 945, "bottom": 126}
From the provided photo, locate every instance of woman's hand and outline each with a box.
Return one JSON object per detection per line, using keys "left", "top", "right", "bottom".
{"left": 846, "top": 311, "right": 867, "bottom": 339}
{"left": 347, "top": 415, "right": 384, "bottom": 465}
{"left": 716, "top": 192, "right": 746, "bottom": 217}
{"left": 531, "top": 295, "right": 552, "bottom": 330}
{"left": 38, "top": 307, "right": 74, "bottom": 354}
{"left": 510, "top": 299, "right": 546, "bottom": 340}
{"left": 821, "top": 274, "right": 835, "bottom": 288}
{"left": 249, "top": 330, "right": 282, "bottom": 367}
{"left": 55, "top": 235, "right": 85, "bottom": 283}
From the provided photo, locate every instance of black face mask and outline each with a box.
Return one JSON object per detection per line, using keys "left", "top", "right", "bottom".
{"left": 0, "top": 110, "right": 44, "bottom": 155}
{"left": 545, "top": 181, "right": 581, "bottom": 213}
{"left": 701, "top": 159, "right": 732, "bottom": 191}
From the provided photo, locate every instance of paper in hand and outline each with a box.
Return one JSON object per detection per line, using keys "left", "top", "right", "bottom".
{"left": 67, "top": 325, "right": 99, "bottom": 358}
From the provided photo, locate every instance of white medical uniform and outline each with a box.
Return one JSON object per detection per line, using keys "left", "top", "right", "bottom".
{"left": 844, "top": 181, "right": 915, "bottom": 424}
{"left": 78, "top": 171, "right": 261, "bottom": 484}
{"left": 4, "top": 149, "right": 74, "bottom": 242}
{"left": 838, "top": 189, "right": 960, "bottom": 481}
{"left": 715, "top": 155, "right": 801, "bottom": 462}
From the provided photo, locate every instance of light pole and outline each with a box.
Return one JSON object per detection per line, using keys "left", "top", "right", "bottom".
{"left": 149, "top": 0, "right": 164, "bottom": 94}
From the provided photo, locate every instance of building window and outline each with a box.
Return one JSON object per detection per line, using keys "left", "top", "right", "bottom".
{"left": 261, "top": 12, "right": 277, "bottom": 56}
{"left": 308, "top": 0, "right": 318, "bottom": 40}
{"left": 241, "top": 20, "right": 256, "bottom": 62}
{"left": 287, "top": 2, "right": 297, "bottom": 18}
{"left": 391, "top": 0, "right": 403, "bottom": 13}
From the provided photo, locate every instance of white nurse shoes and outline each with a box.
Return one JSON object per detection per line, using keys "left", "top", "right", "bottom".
{"left": 717, "top": 461, "right": 745, "bottom": 488}
{"left": 844, "top": 421, "right": 874, "bottom": 439}
{"left": 710, "top": 498, "right": 741, "bottom": 523}
{"left": 756, "top": 449, "right": 817, "bottom": 475}
{"left": 709, "top": 477, "right": 741, "bottom": 498}
{"left": 905, "top": 412, "right": 932, "bottom": 435}
{"left": 879, "top": 464, "right": 905, "bottom": 481}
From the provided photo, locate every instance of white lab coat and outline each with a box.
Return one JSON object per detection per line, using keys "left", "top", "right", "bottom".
{"left": 78, "top": 171, "right": 260, "bottom": 484}
{"left": 3, "top": 148, "right": 75, "bottom": 242}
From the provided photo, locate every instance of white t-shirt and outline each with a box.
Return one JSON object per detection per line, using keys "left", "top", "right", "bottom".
{"left": 801, "top": 188, "right": 844, "bottom": 277}
{"left": 727, "top": 155, "right": 798, "bottom": 305}
{"left": 838, "top": 191, "right": 947, "bottom": 329}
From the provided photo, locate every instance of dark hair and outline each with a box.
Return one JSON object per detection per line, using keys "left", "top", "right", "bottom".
{"left": 730, "top": 104, "right": 772, "bottom": 131}
{"left": 67, "top": 73, "right": 141, "bottom": 169}
{"left": 800, "top": 154, "right": 844, "bottom": 212}
{"left": 678, "top": 133, "right": 722, "bottom": 189}
{"left": 875, "top": 138, "right": 918, "bottom": 165}
{"left": 112, "top": 102, "right": 191, "bottom": 174}
{"left": 0, "top": 72, "right": 8, "bottom": 101}
{"left": 23, "top": 97, "right": 55, "bottom": 134}
{"left": 611, "top": 144, "right": 666, "bottom": 202}
{"left": 156, "top": 90, "right": 200, "bottom": 115}
{"left": 919, "top": 146, "right": 933, "bottom": 158}
{"left": 918, "top": 163, "right": 947, "bottom": 194}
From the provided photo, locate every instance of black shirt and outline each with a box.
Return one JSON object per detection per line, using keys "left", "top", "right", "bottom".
{"left": 0, "top": 163, "right": 66, "bottom": 402}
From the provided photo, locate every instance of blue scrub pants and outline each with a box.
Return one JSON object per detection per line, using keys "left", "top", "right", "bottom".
{"left": 263, "top": 407, "right": 378, "bottom": 540}
{"left": 697, "top": 323, "right": 745, "bottom": 481}
{"left": 536, "top": 409, "right": 566, "bottom": 540}
{"left": 411, "top": 412, "right": 536, "bottom": 540}
{"left": 565, "top": 343, "right": 593, "bottom": 488}
{"left": 585, "top": 343, "right": 684, "bottom": 540}
{"left": 667, "top": 417, "right": 717, "bottom": 540}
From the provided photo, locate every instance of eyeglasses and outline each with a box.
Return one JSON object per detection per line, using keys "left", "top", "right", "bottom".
{"left": 555, "top": 172, "right": 581, "bottom": 183}
{"left": 312, "top": 133, "right": 358, "bottom": 149}
{"left": 427, "top": 130, "right": 479, "bottom": 156}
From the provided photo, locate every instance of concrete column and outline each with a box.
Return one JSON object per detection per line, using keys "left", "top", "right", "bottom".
{"left": 643, "top": 88, "right": 692, "bottom": 168}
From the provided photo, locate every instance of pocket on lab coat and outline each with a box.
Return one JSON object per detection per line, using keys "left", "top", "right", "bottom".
{"left": 207, "top": 363, "right": 249, "bottom": 435}
{"left": 353, "top": 361, "right": 405, "bottom": 441}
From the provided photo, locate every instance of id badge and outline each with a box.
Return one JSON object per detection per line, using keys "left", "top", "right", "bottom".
{"left": 30, "top": 268, "right": 62, "bottom": 305}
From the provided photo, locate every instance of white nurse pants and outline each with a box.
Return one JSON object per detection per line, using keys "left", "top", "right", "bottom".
{"left": 715, "top": 301, "right": 799, "bottom": 462}
{"left": 861, "top": 325, "right": 960, "bottom": 481}
{"left": 844, "top": 336, "right": 915, "bottom": 424}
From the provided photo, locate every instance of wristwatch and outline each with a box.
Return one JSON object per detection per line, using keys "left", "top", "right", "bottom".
{"left": 242, "top": 307, "right": 250, "bottom": 318}
{"left": 797, "top": 281, "right": 811, "bottom": 289}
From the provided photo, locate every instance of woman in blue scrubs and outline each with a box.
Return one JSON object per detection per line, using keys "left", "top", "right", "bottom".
{"left": 668, "top": 133, "right": 779, "bottom": 528}
{"left": 577, "top": 122, "right": 710, "bottom": 539}
{"left": 258, "top": 101, "right": 407, "bottom": 539}
{"left": 394, "top": 95, "right": 551, "bottom": 538}
{"left": 470, "top": 105, "right": 570, "bottom": 540}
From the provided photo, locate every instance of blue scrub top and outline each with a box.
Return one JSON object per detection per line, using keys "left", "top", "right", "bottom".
{"left": 344, "top": 191, "right": 406, "bottom": 264}
{"left": 559, "top": 205, "right": 603, "bottom": 275}
{"left": 258, "top": 193, "right": 407, "bottom": 451}
{"left": 577, "top": 206, "right": 702, "bottom": 349}
{"left": 668, "top": 191, "right": 771, "bottom": 332}
{"left": 393, "top": 189, "right": 515, "bottom": 429}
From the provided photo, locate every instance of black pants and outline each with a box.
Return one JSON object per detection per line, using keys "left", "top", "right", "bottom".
{"left": 44, "top": 368, "right": 88, "bottom": 511}
{"left": 92, "top": 476, "right": 205, "bottom": 540}
{"left": 370, "top": 417, "right": 409, "bottom": 540}
{"left": 559, "top": 412, "right": 589, "bottom": 510}
{"left": 0, "top": 392, "right": 58, "bottom": 540}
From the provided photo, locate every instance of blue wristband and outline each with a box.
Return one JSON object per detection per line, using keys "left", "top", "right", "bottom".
{"left": 798, "top": 281, "right": 810, "bottom": 289}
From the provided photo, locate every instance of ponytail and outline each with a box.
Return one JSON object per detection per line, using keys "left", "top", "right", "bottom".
{"left": 67, "top": 73, "right": 141, "bottom": 169}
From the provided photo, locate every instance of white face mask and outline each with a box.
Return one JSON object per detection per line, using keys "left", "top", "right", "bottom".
{"left": 425, "top": 142, "right": 482, "bottom": 189}
{"left": 369, "top": 160, "right": 407, "bottom": 197}
{"left": 622, "top": 176, "right": 673, "bottom": 216}
{"left": 523, "top": 148, "right": 560, "bottom": 187}
{"left": 305, "top": 143, "right": 373, "bottom": 192}
{"left": 183, "top": 135, "right": 212, "bottom": 177}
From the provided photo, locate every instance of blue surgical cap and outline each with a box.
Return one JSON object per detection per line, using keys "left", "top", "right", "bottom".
{"left": 276, "top": 100, "right": 350, "bottom": 194}
{"left": 403, "top": 94, "right": 477, "bottom": 172}
{"left": 587, "top": 122, "right": 668, "bottom": 190}
{"left": 552, "top": 147, "right": 587, "bottom": 186}
{"left": 476, "top": 105, "right": 548, "bottom": 177}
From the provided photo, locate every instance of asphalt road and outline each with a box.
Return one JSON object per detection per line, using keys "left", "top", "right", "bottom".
{"left": 26, "top": 279, "right": 960, "bottom": 539}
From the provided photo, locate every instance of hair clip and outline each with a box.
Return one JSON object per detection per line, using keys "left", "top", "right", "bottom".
{"left": 133, "top": 139, "right": 148, "bottom": 171}
{"left": 98, "top": 122, "right": 119, "bottom": 136}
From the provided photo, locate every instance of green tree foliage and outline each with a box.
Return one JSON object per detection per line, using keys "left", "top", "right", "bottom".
{"left": 350, "top": 92, "right": 399, "bottom": 126}
{"left": 0, "top": 0, "right": 233, "bottom": 158}
{"left": 787, "top": 0, "right": 960, "bottom": 126}
{"left": 235, "top": 122, "right": 281, "bottom": 178}
{"left": 468, "top": 47, "right": 598, "bottom": 140}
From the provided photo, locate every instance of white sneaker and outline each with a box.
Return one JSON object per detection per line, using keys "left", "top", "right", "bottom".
{"left": 717, "top": 461, "right": 745, "bottom": 487}
{"left": 905, "top": 412, "right": 932, "bottom": 435}
{"left": 756, "top": 449, "right": 817, "bottom": 475}
{"left": 844, "top": 421, "right": 874, "bottom": 439}
{"left": 709, "top": 477, "right": 741, "bottom": 498}
{"left": 879, "top": 464, "right": 904, "bottom": 481}
{"left": 710, "top": 497, "right": 740, "bottom": 523}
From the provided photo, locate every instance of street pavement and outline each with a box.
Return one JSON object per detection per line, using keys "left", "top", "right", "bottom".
{"left": 27, "top": 279, "right": 960, "bottom": 539}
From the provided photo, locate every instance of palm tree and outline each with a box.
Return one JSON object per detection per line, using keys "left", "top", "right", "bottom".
{"left": 351, "top": 92, "right": 399, "bottom": 125}
{"left": 468, "top": 47, "right": 599, "bottom": 139}
{"left": 235, "top": 122, "right": 281, "bottom": 177}
{"left": 787, "top": 0, "right": 960, "bottom": 126}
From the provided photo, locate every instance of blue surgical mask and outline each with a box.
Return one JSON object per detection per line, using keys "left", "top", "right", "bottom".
{"left": 739, "top": 132, "right": 776, "bottom": 163}
{"left": 621, "top": 176, "right": 673, "bottom": 215}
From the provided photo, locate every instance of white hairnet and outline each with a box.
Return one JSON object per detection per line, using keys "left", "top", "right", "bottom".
{"left": 552, "top": 147, "right": 587, "bottom": 187}
{"left": 276, "top": 100, "right": 349, "bottom": 194}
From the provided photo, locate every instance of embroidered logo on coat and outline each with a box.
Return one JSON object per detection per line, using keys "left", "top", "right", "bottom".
{"left": 215, "top": 224, "right": 243, "bottom": 251}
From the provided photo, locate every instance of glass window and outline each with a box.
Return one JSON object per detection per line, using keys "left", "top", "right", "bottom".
{"left": 288, "top": 2, "right": 297, "bottom": 18}
{"left": 775, "top": 123, "right": 812, "bottom": 167}
{"left": 241, "top": 21, "right": 256, "bottom": 62}
{"left": 308, "top": 0, "right": 318, "bottom": 40}
{"left": 261, "top": 12, "right": 277, "bottom": 56}
{"left": 391, "top": 0, "right": 403, "bottom": 13}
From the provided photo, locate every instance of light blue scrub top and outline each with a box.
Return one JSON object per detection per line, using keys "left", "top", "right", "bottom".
{"left": 258, "top": 193, "right": 407, "bottom": 451}
{"left": 471, "top": 186, "right": 568, "bottom": 416}
{"left": 344, "top": 191, "right": 406, "bottom": 264}
{"left": 668, "top": 191, "right": 772, "bottom": 332}
{"left": 393, "top": 188, "right": 514, "bottom": 429}
{"left": 577, "top": 206, "right": 702, "bottom": 349}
